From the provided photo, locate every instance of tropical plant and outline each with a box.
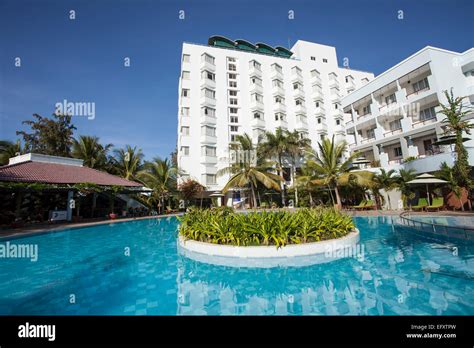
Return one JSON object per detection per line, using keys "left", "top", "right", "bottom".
{"left": 396, "top": 168, "right": 417, "bottom": 208}
{"left": 306, "top": 136, "right": 373, "bottom": 208}
{"left": 372, "top": 169, "right": 398, "bottom": 209}
{"left": 439, "top": 89, "right": 474, "bottom": 188}
{"left": 16, "top": 113, "right": 76, "bottom": 157}
{"left": 0, "top": 140, "right": 24, "bottom": 165}
{"left": 178, "top": 207, "right": 355, "bottom": 247}
{"left": 178, "top": 179, "right": 205, "bottom": 206}
{"left": 437, "top": 161, "right": 464, "bottom": 211}
{"left": 112, "top": 145, "right": 144, "bottom": 180}
{"left": 72, "top": 135, "right": 112, "bottom": 170}
{"left": 138, "top": 157, "right": 177, "bottom": 212}
{"left": 218, "top": 133, "right": 283, "bottom": 208}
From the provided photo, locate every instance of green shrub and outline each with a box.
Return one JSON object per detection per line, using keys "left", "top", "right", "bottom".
{"left": 178, "top": 207, "right": 355, "bottom": 247}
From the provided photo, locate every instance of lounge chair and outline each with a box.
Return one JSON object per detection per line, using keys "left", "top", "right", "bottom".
{"left": 411, "top": 198, "right": 428, "bottom": 211}
{"left": 352, "top": 200, "right": 367, "bottom": 210}
{"left": 426, "top": 197, "right": 444, "bottom": 212}
{"left": 364, "top": 200, "right": 376, "bottom": 210}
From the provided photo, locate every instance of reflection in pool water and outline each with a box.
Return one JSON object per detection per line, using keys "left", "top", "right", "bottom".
{"left": 0, "top": 215, "right": 473, "bottom": 315}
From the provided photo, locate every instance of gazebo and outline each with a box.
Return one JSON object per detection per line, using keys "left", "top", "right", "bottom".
{"left": 0, "top": 153, "right": 146, "bottom": 222}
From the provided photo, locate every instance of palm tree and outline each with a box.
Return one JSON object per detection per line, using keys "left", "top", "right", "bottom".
{"left": 259, "top": 127, "right": 304, "bottom": 205}
{"left": 112, "top": 145, "right": 144, "bottom": 181}
{"left": 396, "top": 168, "right": 417, "bottom": 208}
{"left": 295, "top": 165, "right": 317, "bottom": 207}
{"left": 286, "top": 130, "right": 311, "bottom": 207}
{"left": 218, "top": 133, "right": 283, "bottom": 207}
{"left": 72, "top": 135, "right": 112, "bottom": 170}
{"left": 437, "top": 161, "right": 464, "bottom": 211}
{"left": 138, "top": 157, "right": 177, "bottom": 213}
{"left": 372, "top": 169, "right": 398, "bottom": 210}
{"left": 439, "top": 89, "right": 474, "bottom": 188}
{"left": 0, "top": 140, "right": 23, "bottom": 165}
{"left": 307, "top": 136, "right": 372, "bottom": 208}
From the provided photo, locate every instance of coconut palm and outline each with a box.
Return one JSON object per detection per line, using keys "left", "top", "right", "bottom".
{"left": 218, "top": 133, "right": 283, "bottom": 207}
{"left": 372, "top": 169, "right": 398, "bottom": 209}
{"left": 72, "top": 135, "right": 112, "bottom": 170}
{"left": 138, "top": 157, "right": 177, "bottom": 213}
{"left": 437, "top": 161, "right": 464, "bottom": 211}
{"left": 259, "top": 127, "right": 306, "bottom": 205}
{"left": 306, "top": 136, "right": 373, "bottom": 208}
{"left": 396, "top": 168, "right": 417, "bottom": 208}
{"left": 0, "top": 140, "right": 23, "bottom": 165}
{"left": 112, "top": 145, "right": 144, "bottom": 180}
{"left": 439, "top": 89, "right": 474, "bottom": 188}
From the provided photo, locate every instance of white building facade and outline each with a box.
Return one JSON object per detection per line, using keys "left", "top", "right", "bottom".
{"left": 177, "top": 36, "right": 374, "bottom": 204}
{"left": 342, "top": 46, "right": 474, "bottom": 174}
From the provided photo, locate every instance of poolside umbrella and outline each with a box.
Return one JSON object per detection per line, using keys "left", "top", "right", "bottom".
{"left": 432, "top": 135, "right": 470, "bottom": 146}
{"left": 406, "top": 173, "right": 447, "bottom": 205}
{"left": 352, "top": 156, "right": 371, "bottom": 168}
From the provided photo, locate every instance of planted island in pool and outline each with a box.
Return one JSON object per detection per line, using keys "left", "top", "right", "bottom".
{"left": 178, "top": 207, "right": 360, "bottom": 259}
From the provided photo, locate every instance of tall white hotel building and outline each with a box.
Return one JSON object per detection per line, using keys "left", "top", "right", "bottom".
{"left": 177, "top": 36, "right": 474, "bottom": 205}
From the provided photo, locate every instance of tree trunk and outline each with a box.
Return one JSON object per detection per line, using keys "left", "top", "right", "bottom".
{"left": 327, "top": 185, "right": 335, "bottom": 206}
{"left": 250, "top": 184, "right": 257, "bottom": 208}
{"left": 309, "top": 191, "right": 314, "bottom": 207}
{"left": 334, "top": 185, "right": 342, "bottom": 209}
{"left": 278, "top": 154, "right": 285, "bottom": 206}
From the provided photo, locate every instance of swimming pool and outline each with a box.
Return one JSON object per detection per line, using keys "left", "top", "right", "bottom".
{"left": 0, "top": 216, "right": 473, "bottom": 315}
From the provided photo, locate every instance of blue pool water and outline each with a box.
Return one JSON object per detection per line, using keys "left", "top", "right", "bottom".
{"left": 0, "top": 216, "right": 473, "bottom": 315}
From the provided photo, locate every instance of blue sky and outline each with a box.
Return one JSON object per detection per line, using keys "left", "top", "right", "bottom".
{"left": 1, "top": 0, "right": 473, "bottom": 159}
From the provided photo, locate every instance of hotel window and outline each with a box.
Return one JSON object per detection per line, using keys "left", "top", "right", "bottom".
{"left": 345, "top": 77, "right": 349, "bottom": 83}
{"left": 228, "top": 63, "right": 237, "bottom": 71}
{"left": 272, "top": 79, "right": 283, "bottom": 88}
{"left": 317, "top": 118, "right": 322, "bottom": 124}
{"left": 249, "top": 60, "right": 261, "bottom": 70}
{"left": 230, "top": 116, "right": 239, "bottom": 123}
{"left": 229, "top": 90, "right": 238, "bottom": 96}
{"left": 181, "top": 126, "right": 190, "bottom": 136}
{"left": 251, "top": 76, "right": 262, "bottom": 86}
{"left": 334, "top": 103, "right": 338, "bottom": 109}
{"left": 182, "top": 54, "right": 190, "bottom": 63}
{"left": 275, "top": 96, "right": 285, "bottom": 104}
{"left": 272, "top": 63, "right": 283, "bottom": 74}
{"left": 229, "top": 98, "right": 238, "bottom": 105}
{"left": 394, "top": 147, "right": 402, "bottom": 157}
{"left": 202, "top": 88, "right": 215, "bottom": 99}
{"left": 420, "top": 106, "right": 436, "bottom": 121}
{"left": 229, "top": 80, "right": 237, "bottom": 88}
{"left": 201, "top": 146, "right": 216, "bottom": 157}
{"left": 230, "top": 134, "right": 237, "bottom": 142}
{"left": 293, "top": 82, "right": 302, "bottom": 90}
{"left": 320, "top": 134, "right": 325, "bottom": 141}
{"left": 202, "top": 53, "right": 215, "bottom": 65}
{"left": 367, "top": 128, "right": 375, "bottom": 139}
{"left": 389, "top": 119, "right": 402, "bottom": 131}
{"left": 311, "top": 56, "right": 316, "bottom": 61}
{"left": 384, "top": 93, "right": 396, "bottom": 105}
{"left": 229, "top": 107, "right": 238, "bottom": 114}
{"left": 336, "top": 119, "right": 341, "bottom": 125}
{"left": 412, "top": 77, "right": 429, "bottom": 93}
{"left": 362, "top": 105, "right": 371, "bottom": 115}
{"left": 181, "top": 146, "right": 189, "bottom": 156}
{"left": 323, "top": 58, "right": 328, "bottom": 63}
{"left": 230, "top": 125, "right": 238, "bottom": 132}
{"left": 254, "top": 112, "right": 263, "bottom": 119}
{"left": 181, "top": 107, "right": 190, "bottom": 116}
{"left": 182, "top": 71, "right": 190, "bottom": 80}
{"left": 202, "top": 174, "right": 216, "bottom": 185}
{"left": 295, "top": 98, "right": 304, "bottom": 106}
{"left": 275, "top": 113, "right": 285, "bottom": 121}
{"left": 181, "top": 89, "right": 189, "bottom": 97}
{"left": 203, "top": 107, "right": 216, "bottom": 117}
{"left": 202, "top": 70, "right": 215, "bottom": 81}
{"left": 227, "top": 57, "right": 236, "bottom": 63}
{"left": 252, "top": 93, "right": 263, "bottom": 102}
{"left": 315, "top": 101, "right": 320, "bottom": 108}
{"left": 228, "top": 73, "right": 237, "bottom": 80}
{"left": 201, "top": 126, "right": 216, "bottom": 137}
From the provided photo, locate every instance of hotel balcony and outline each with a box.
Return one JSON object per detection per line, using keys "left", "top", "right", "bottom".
{"left": 200, "top": 77, "right": 216, "bottom": 89}
{"left": 251, "top": 117, "right": 265, "bottom": 129}
{"left": 271, "top": 68, "right": 283, "bottom": 80}
{"left": 200, "top": 114, "right": 216, "bottom": 125}
{"left": 272, "top": 85, "right": 285, "bottom": 96}
{"left": 329, "top": 78, "right": 339, "bottom": 88}
{"left": 250, "top": 82, "right": 263, "bottom": 94}
{"left": 404, "top": 147, "right": 474, "bottom": 173}
{"left": 360, "top": 136, "right": 376, "bottom": 144}
{"left": 200, "top": 134, "right": 217, "bottom": 144}
{"left": 311, "top": 89, "right": 323, "bottom": 101}
{"left": 200, "top": 60, "right": 216, "bottom": 73}
{"left": 250, "top": 99, "right": 264, "bottom": 111}
{"left": 411, "top": 116, "right": 437, "bottom": 129}
{"left": 334, "top": 123, "right": 345, "bottom": 134}
{"left": 316, "top": 121, "right": 328, "bottom": 131}
{"left": 295, "top": 117, "right": 308, "bottom": 130}
{"left": 311, "top": 75, "right": 322, "bottom": 86}
{"left": 200, "top": 155, "right": 218, "bottom": 165}
{"left": 200, "top": 96, "right": 216, "bottom": 107}
{"left": 273, "top": 102, "right": 286, "bottom": 113}
{"left": 275, "top": 118, "right": 288, "bottom": 129}
{"left": 383, "top": 127, "right": 403, "bottom": 138}
{"left": 315, "top": 107, "right": 326, "bottom": 118}
{"left": 291, "top": 72, "right": 304, "bottom": 84}
{"left": 293, "top": 87, "right": 305, "bottom": 99}
{"left": 330, "top": 91, "right": 341, "bottom": 101}
{"left": 249, "top": 65, "right": 262, "bottom": 78}
{"left": 295, "top": 103, "right": 306, "bottom": 114}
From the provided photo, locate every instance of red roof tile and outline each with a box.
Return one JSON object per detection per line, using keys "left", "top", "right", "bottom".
{"left": 0, "top": 161, "right": 142, "bottom": 187}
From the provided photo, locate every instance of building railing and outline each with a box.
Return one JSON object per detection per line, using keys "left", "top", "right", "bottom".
{"left": 383, "top": 128, "right": 402, "bottom": 137}
{"left": 412, "top": 116, "right": 437, "bottom": 127}
{"left": 406, "top": 86, "right": 430, "bottom": 98}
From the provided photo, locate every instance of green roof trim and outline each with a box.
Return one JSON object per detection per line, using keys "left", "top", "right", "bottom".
{"left": 208, "top": 35, "right": 235, "bottom": 49}
{"left": 235, "top": 39, "right": 256, "bottom": 52}
{"left": 255, "top": 42, "right": 276, "bottom": 55}
{"left": 207, "top": 36, "right": 293, "bottom": 59}
{"left": 275, "top": 46, "right": 293, "bottom": 58}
